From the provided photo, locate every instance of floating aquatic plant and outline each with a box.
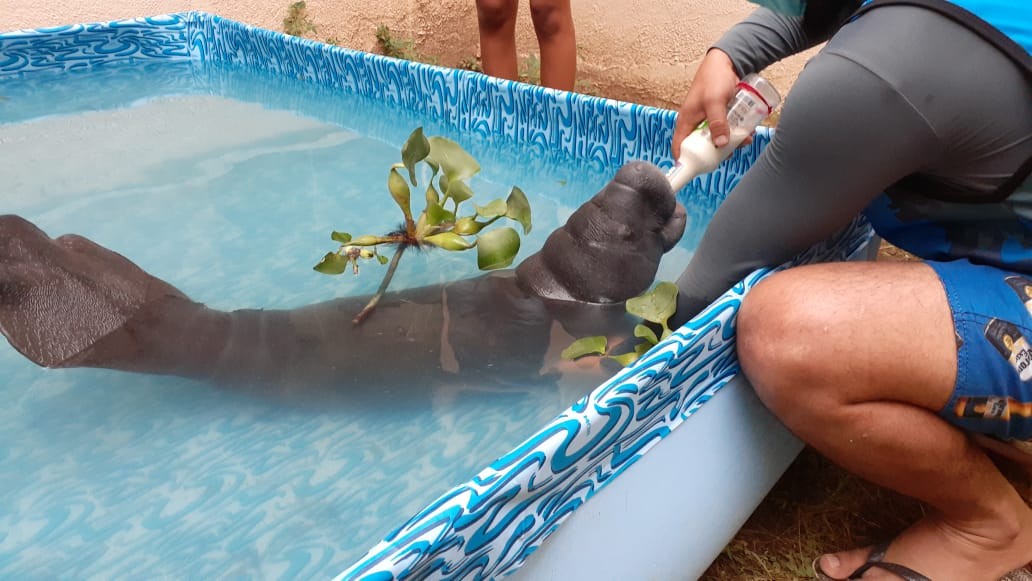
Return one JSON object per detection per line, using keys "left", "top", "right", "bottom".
{"left": 314, "top": 127, "right": 532, "bottom": 324}
{"left": 562, "top": 281, "right": 679, "bottom": 366}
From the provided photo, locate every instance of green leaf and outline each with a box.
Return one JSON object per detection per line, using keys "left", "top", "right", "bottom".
{"left": 625, "top": 282, "right": 679, "bottom": 327}
{"left": 608, "top": 352, "right": 641, "bottom": 367}
{"left": 634, "top": 342, "right": 651, "bottom": 356}
{"left": 426, "top": 201, "right": 455, "bottom": 226}
{"left": 313, "top": 252, "right": 348, "bottom": 275}
{"left": 476, "top": 226, "right": 520, "bottom": 270}
{"left": 446, "top": 180, "right": 474, "bottom": 204}
{"left": 438, "top": 173, "right": 450, "bottom": 198}
{"left": 377, "top": 254, "right": 390, "bottom": 265}
{"left": 561, "top": 336, "right": 608, "bottom": 360}
{"left": 426, "top": 183, "right": 440, "bottom": 205}
{"left": 453, "top": 216, "right": 486, "bottom": 236}
{"left": 425, "top": 231, "right": 474, "bottom": 251}
{"left": 505, "top": 186, "right": 532, "bottom": 234}
{"left": 474, "top": 198, "right": 507, "bottom": 219}
{"left": 634, "top": 324, "right": 659, "bottom": 345}
{"left": 427, "top": 136, "right": 480, "bottom": 183}
{"left": 401, "top": 127, "right": 430, "bottom": 185}
{"left": 331, "top": 231, "right": 352, "bottom": 244}
{"left": 388, "top": 168, "right": 412, "bottom": 221}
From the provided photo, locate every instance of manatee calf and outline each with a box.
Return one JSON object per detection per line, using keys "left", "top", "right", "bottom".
{"left": 0, "top": 162, "right": 685, "bottom": 394}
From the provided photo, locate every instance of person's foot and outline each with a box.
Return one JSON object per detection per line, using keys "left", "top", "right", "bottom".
{"left": 972, "top": 433, "right": 1032, "bottom": 469}
{"left": 816, "top": 507, "right": 1032, "bottom": 580}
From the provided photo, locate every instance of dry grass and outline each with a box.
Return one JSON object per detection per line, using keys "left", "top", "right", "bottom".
{"left": 701, "top": 241, "right": 1032, "bottom": 580}
{"left": 701, "top": 448, "right": 925, "bottom": 580}
{"left": 702, "top": 447, "right": 1031, "bottom": 580}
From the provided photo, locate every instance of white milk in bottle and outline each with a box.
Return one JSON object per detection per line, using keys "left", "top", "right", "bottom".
{"left": 667, "top": 74, "right": 782, "bottom": 191}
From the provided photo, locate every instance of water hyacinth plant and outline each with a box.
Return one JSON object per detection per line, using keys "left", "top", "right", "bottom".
{"left": 561, "top": 281, "right": 679, "bottom": 366}
{"left": 314, "top": 127, "right": 533, "bottom": 324}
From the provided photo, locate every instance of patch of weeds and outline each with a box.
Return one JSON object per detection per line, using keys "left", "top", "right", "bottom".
{"left": 371, "top": 25, "right": 493, "bottom": 75}
{"left": 518, "top": 53, "right": 541, "bottom": 85}
{"left": 458, "top": 55, "right": 483, "bottom": 73}
{"left": 511, "top": 51, "right": 596, "bottom": 94}
{"left": 283, "top": 1, "right": 316, "bottom": 38}
{"left": 574, "top": 78, "right": 598, "bottom": 96}
{"left": 375, "top": 24, "right": 438, "bottom": 65}
{"left": 324, "top": 36, "right": 343, "bottom": 47}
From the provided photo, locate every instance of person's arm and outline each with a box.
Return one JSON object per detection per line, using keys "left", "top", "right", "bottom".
{"left": 673, "top": 5, "right": 855, "bottom": 156}
{"left": 712, "top": 5, "right": 849, "bottom": 78}
{"left": 672, "top": 50, "right": 941, "bottom": 325}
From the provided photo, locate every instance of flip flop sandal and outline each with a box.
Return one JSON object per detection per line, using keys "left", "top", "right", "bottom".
{"left": 999, "top": 565, "right": 1032, "bottom": 581}
{"left": 815, "top": 544, "right": 1032, "bottom": 581}
{"left": 813, "top": 540, "right": 931, "bottom": 581}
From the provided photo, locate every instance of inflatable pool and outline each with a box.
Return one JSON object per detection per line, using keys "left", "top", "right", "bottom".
{"left": 0, "top": 14, "right": 872, "bottom": 579}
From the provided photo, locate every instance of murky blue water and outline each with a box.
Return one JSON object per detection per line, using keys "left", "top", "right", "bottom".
{"left": 0, "top": 61, "right": 713, "bottom": 578}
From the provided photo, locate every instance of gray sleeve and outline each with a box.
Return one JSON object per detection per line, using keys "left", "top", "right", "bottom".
{"left": 711, "top": 8, "right": 833, "bottom": 77}
{"left": 672, "top": 50, "right": 941, "bottom": 325}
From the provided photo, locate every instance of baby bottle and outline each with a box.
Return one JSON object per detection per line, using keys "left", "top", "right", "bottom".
{"left": 667, "top": 73, "right": 782, "bottom": 191}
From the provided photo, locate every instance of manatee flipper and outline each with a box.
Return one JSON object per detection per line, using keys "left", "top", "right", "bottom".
{"left": 0, "top": 214, "right": 190, "bottom": 368}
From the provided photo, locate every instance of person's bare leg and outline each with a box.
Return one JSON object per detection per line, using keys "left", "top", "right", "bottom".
{"left": 737, "top": 261, "right": 1032, "bottom": 581}
{"left": 529, "top": 0, "right": 576, "bottom": 91}
{"left": 475, "top": 0, "right": 519, "bottom": 81}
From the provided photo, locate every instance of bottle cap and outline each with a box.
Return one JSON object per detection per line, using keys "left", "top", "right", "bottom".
{"left": 740, "top": 73, "right": 782, "bottom": 111}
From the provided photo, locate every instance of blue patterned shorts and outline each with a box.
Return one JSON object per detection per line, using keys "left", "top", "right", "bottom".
{"left": 930, "top": 259, "right": 1032, "bottom": 442}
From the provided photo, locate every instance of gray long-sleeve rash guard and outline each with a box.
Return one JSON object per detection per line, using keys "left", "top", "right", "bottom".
{"left": 672, "top": 5, "right": 1032, "bottom": 325}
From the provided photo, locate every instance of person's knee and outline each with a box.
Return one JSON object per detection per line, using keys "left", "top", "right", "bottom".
{"left": 529, "top": 0, "right": 572, "bottom": 40}
{"left": 737, "top": 270, "right": 842, "bottom": 420}
{"left": 476, "top": 0, "right": 518, "bottom": 32}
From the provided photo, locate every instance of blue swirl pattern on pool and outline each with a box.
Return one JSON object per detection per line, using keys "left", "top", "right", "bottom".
{"left": 0, "top": 15, "right": 191, "bottom": 76}
{"left": 0, "top": 13, "right": 874, "bottom": 580}
{"left": 187, "top": 14, "right": 681, "bottom": 173}
{"left": 336, "top": 218, "right": 871, "bottom": 580}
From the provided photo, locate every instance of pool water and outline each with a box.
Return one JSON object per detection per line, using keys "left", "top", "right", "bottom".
{"left": 0, "top": 60, "right": 712, "bottom": 578}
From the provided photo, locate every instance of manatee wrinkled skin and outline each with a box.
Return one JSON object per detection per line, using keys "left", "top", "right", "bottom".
{"left": 516, "top": 161, "right": 686, "bottom": 303}
{"left": 0, "top": 161, "right": 686, "bottom": 383}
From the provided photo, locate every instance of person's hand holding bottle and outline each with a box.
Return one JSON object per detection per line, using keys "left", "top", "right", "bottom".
{"left": 671, "top": 48, "right": 741, "bottom": 160}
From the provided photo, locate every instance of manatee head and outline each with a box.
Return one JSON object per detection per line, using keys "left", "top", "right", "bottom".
{"left": 516, "top": 161, "right": 687, "bottom": 303}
